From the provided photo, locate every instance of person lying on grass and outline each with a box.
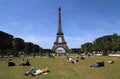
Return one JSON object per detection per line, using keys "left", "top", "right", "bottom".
{"left": 24, "top": 67, "right": 50, "bottom": 76}
{"left": 106, "top": 60, "right": 114, "bottom": 64}
{"left": 67, "top": 57, "right": 78, "bottom": 64}
{"left": 89, "top": 61, "right": 104, "bottom": 67}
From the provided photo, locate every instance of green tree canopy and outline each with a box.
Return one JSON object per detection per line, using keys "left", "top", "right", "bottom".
{"left": 81, "top": 42, "right": 94, "bottom": 53}
{"left": 0, "top": 31, "right": 13, "bottom": 57}
{"left": 24, "top": 42, "right": 34, "bottom": 55}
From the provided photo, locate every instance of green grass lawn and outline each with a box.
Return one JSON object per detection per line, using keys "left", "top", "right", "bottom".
{"left": 0, "top": 56, "right": 120, "bottom": 79}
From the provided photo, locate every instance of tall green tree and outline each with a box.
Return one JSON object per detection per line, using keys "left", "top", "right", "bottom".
{"left": 33, "top": 44, "right": 40, "bottom": 58}
{"left": 111, "top": 33, "right": 120, "bottom": 52}
{"left": 24, "top": 42, "right": 34, "bottom": 55}
{"left": 94, "top": 37, "right": 103, "bottom": 52}
{"left": 81, "top": 42, "right": 94, "bottom": 54}
{"left": 93, "top": 33, "right": 120, "bottom": 54}
{"left": 0, "top": 31, "right": 13, "bottom": 57}
{"left": 39, "top": 46, "right": 43, "bottom": 55}
{"left": 12, "top": 38, "right": 25, "bottom": 57}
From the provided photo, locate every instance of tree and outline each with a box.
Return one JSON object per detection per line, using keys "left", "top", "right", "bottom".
{"left": 81, "top": 42, "right": 94, "bottom": 54}
{"left": 69, "top": 48, "right": 81, "bottom": 54}
{"left": 39, "top": 47, "right": 43, "bottom": 55}
{"left": 0, "top": 31, "right": 13, "bottom": 57}
{"left": 12, "top": 38, "right": 25, "bottom": 57}
{"left": 43, "top": 49, "right": 53, "bottom": 56}
{"left": 33, "top": 44, "right": 40, "bottom": 58}
{"left": 93, "top": 33, "right": 120, "bottom": 55}
{"left": 111, "top": 33, "right": 120, "bottom": 53}
{"left": 93, "top": 37, "right": 103, "bottom": 52}
{"left": 24, "top": 42, "right": 34, "bottom": 55}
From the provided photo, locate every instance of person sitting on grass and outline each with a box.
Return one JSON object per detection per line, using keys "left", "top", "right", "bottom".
{"left": 80, "top": 55, "right": 85, "bottom": 60}
{"left": 89, "top": 61, "right": 104, "bottom": 67}
{"left": 24, "top": 67, "right": 50, "bottom": 76}
{"left": 8, "top": 59, "right": 15, "bottom": 67}
{"left": 25, "top": 59, "right": 31, "bottom": 66}
{"left": 19, "top": 59, "right": 25, "bottom": 66}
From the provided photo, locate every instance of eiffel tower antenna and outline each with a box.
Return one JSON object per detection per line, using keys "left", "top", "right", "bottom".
{"left": 57, "top": 6, "right": 63, "bottom": 35}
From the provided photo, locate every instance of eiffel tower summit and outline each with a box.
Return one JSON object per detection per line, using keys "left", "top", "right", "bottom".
{"left": 52, "top": 6, "right": 69, "bottom": 53}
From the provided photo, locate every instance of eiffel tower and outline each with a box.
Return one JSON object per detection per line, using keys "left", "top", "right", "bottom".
{"left": 52, "top": 6, "right": 69, "bottom": 53}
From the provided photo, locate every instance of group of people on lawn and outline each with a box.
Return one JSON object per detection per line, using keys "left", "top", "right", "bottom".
{"left": 19, "top": 59, "right": 30, "bottom": 66}
{"left": 7, "top": 59, "right": 49, "bottom": 76}
{"left": 67, "top": 55, "right": 85, "bottom": 64}
{"left": 67, "top": 54, "right": 114, "bottom": 68}
{"left": 8, "top": 59, "right": 30, "bottom": 67}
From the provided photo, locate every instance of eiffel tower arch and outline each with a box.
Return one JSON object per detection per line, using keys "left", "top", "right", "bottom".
{"left": 52, "top": 6, "right": 69, "bottom": 53}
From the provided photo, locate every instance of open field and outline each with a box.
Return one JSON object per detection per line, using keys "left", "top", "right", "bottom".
{"left": 0, "top": 56, "right": 120, "bottom": 79}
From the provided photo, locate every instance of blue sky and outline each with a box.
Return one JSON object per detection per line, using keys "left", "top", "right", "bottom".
{"left": 0, "top": 0, "right": 120, "bottom": 49}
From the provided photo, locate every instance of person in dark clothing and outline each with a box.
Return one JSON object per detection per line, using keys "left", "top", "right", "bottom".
{"left": 89, "top": 61, "right": 104, "bottom": 67}
{"left": 98, "top": 61, "right": 104, "bottom": 67}
{"left": 25, "top": 59, "right": 31, "bottom": 66}
{"left": 8, "top": 59, "right": 15, "bottom": 67}
{"left": 80, "top": 55, "right": 85, "bottom": 60}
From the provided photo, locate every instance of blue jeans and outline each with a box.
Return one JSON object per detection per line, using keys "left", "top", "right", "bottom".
{"left": 25, "top": 67, "right": 36, "bottom": 75}
{"left": 90, "top": 63, "right": 99, "bottom": 67}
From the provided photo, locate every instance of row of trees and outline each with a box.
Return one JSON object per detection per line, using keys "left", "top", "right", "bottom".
{"left": 0, "top": 31, "right": 52, "bottom": 58}
{"left": 81, "top": 33, "right": 120, "bottom": 55}
{"left": 1, "top": 31, "right": 120, "bottom": 57}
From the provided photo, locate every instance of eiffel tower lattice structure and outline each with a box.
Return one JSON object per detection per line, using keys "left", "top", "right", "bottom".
{"left": 52, "top": 6, "right": 69, "bottom": 53}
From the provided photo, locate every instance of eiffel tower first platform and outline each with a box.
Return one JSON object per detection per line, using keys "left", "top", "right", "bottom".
{"left": 52, "top": 6, "right": 69, "bottom": 53}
